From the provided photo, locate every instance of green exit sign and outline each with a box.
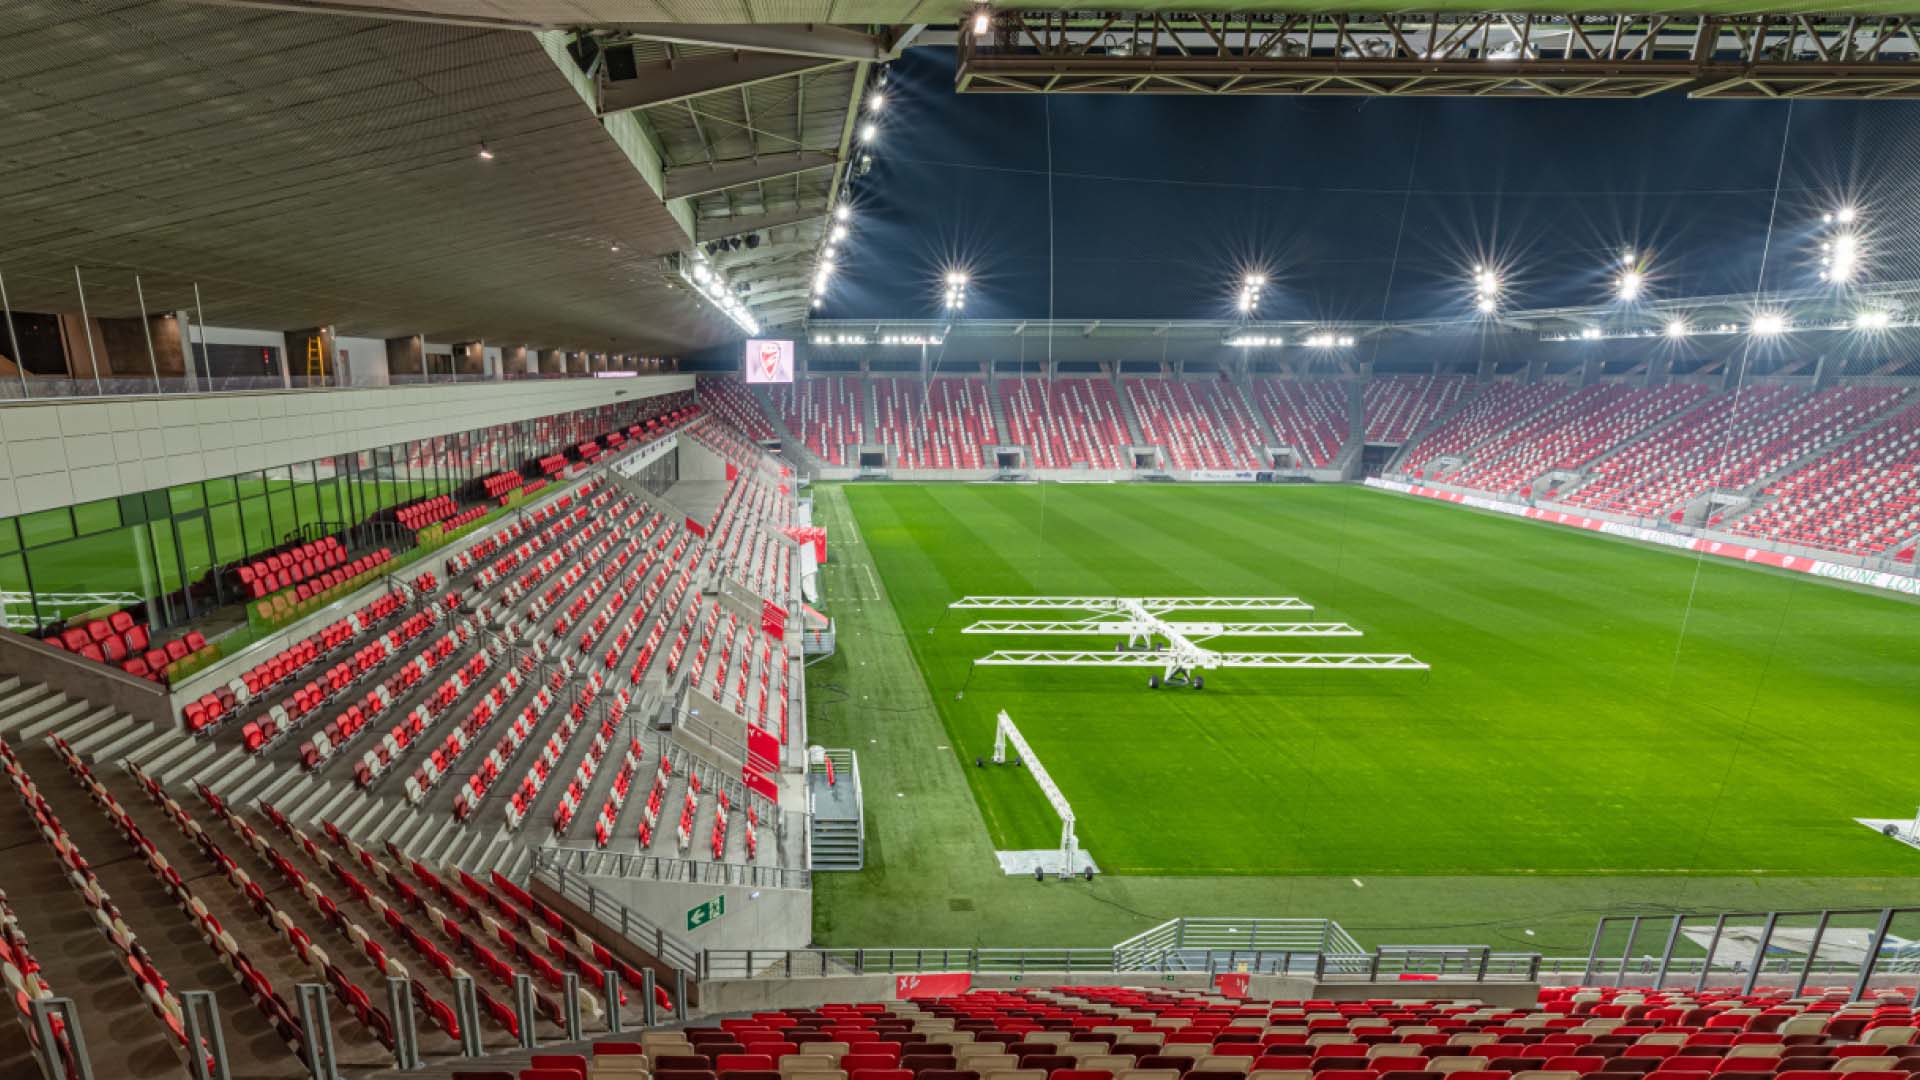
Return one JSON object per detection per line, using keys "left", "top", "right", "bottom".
{"left": 686, "top": 895, "right": 727, "bottom": 931}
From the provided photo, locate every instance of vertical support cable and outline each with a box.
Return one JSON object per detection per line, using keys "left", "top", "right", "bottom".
{"left": 0, "top": 264, "right": 28, "bottom": 397}
{"left": 134, "top": 273, "right": 162, "bottom": 394}
{"left": 73, "top": 266, "right": 103, "bottom": 395}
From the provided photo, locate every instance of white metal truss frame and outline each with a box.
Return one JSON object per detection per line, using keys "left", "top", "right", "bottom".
{"left": 991, "top": 709, "right": 1081, "bottom": 876}
{"left": 963, "top": 620, "right": 1362, "bottom": 639}
{"left": 975, "top": 650, "right": 1430, "bottom": 670}
{"left": 950, "top": 595, "right": 1428, "bottom": 687}
{"left": 953, "top": 595, "right": 1312, "bottom": 613}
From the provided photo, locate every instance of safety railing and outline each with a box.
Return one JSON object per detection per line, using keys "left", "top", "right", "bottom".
{"left": 1579, "top": 906, "right": 1920, "bottom": 996}
{"left": 535, "top": 843, "right": 811, "bottom": 891}
{"left": 528, "top": 856, "right": 700, "bottom": 973}
{"left": 694, "top": 942, "right": 1545, "bottom": 982}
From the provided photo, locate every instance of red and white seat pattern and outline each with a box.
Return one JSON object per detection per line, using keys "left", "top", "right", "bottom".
{"left": 872, "top": 377, "right": 995, "bottom": 470}
{"left": 1567, "top": 385, "right": 1906, "bottom": 519}
{"left": 1125, "top": 379, "right": 1263, "bottom": 470}
{"left": 697, "top": 374, "right": 777, "bottom": 440}
{"left": 1437, "top": 383, "right": 1710, "bottom": 496}
{"left": 1251, "top": 379, "right": 1347, "bottom": 467}
{"left": 772, "top": 376, "right": 864, "bottom": 464}
{"left": 1365, "top": 375, "right": 1471, "bottom": 443}
{"left": 1730, "top": 398, "right": 1920, "bottom": 557}
{"left": 999, "top": 378, "right": 1130, "bottom": 469}
{"left": 1402, "top": 381, "right": 1566, "bottom": 475}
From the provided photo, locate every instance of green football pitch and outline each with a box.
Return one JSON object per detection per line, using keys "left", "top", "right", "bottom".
{"left": 806, "top": 482, "right": 1920, "bottom": 952}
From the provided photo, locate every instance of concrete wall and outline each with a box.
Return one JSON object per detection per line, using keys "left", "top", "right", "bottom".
{"left": 334, "top": 335, "right": 389, "bottom": 387}
{"left": 0, "top": 626, "right": 172, "bottom": 730}
{"left": 595, "top": 875, "right": 812, "bottom": 953}
{"left": 0, "top": 374, "right": 694, "bottom": 519}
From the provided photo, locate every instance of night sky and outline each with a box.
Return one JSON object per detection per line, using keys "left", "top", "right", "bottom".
{"left": 815, "top": 47, "right": 1920, "bottom": 323}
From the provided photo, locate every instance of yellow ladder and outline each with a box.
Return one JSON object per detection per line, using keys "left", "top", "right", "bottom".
{"left": 304, "top": 335, "right": 326, "bottom": 381}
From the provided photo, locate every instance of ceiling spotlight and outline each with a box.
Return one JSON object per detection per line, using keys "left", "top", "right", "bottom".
{"left": 477, "top": 142, "right": 494, "bottom": 160}
{"left": 831, "top": 224, "right": 848, "bottom": 242}
{"left": 860, "top": 123, "right": 878, "bottom": 143}
{"left": 1751, "top": 313, "right": 1787, "bottom": 336}
{"left": 973, "top": 5, "right": 991, "bottom": 35}
{"left": 868, "top": 91, "right": 886, "bottom": 112}
{"left": 834, "top": 204, "right": 851, "bottom": 223}
{"left": 1665, "top": 318, "right": 1689, "bottom": 339}
{"left": 1855, "top": 309, "right": 1892, "bottom": 331}
{"left": 1617, "top": 269, "right": 1644, "bottom": 301}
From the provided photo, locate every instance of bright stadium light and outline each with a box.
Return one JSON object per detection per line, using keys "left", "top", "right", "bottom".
{"left": 1665, "top": 318, "right": 1690, "bottom": 339}
{"left": 1617, "top": 268, "right": 1645, "bottom": 301}
{"left": 1855, "top": 309, "right": 1893, "bottom": 331}
{"left": 831, "top": 223, "right": 848, "bottom": 242}
{"left": 834, "top": 203, "right": 851, "bottom": 223}
{"left": 943, "top": 268, "right": 971, "bottom": 310}
{"left": 1751, "top": 312, "right": 1787, "bottom": 336}
{"left": 1471, "top": 263, "right": 1503, "bottom": 313}
{"left": 860, "top": 122, "right": 878, "bottom": 143}
{"left": 868, "top": 91, "right": 886, "bottom": 112}
{"left": 1620, "top": 249, "right": 1637, "bottom": 266}
{"left": 1579, "top": 326, "right": 1602, "bottom": 340}
{"left": 1824, "top": 231, "right": 1859, "bottom": 283}
{"left": 1238, "top": 272, "right": 1266, "bottom": 314}
{"left": 1476, "top": 296, "right": 1497, "bottom": 315}
{"left": 973, "top": 5, "right": 991, "bottom": 34}
{"left": 1836, "top": 205, "right": 1858, "bottom": 225}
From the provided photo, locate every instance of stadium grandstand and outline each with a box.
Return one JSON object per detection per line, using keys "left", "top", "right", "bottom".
{"left": 1, "top": 2, "right": 1919, "bottom": 1078}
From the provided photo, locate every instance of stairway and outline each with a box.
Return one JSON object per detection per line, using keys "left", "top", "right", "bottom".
{"left": 986, "top": 378, "right": 1012, "bottom": 445}
{"left": 1115, "top": 378, "right": 1148, "bottom": 446}
{"left": 809, "top": 816, "right": 862, "bottom": 871}
{"left": 1229, "top": 374, "right": 1280, "bottom": 448}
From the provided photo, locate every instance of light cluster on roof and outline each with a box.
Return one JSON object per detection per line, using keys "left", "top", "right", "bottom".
{"left": 677, "top": 254, "right": 761, "bottom": 336}
{"left": 812, "top": 65, "right": 895, "bottom": 314}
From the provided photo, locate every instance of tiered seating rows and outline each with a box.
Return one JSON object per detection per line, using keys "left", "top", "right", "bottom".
{"left": 1000, "top": 378, "right": 1130, "bottom": 470}
{"left": 1125, "top": 380, "right": 1263, "bottom": 471}
{"left": 772, "top": 377, "right": 864, "bottom": 465}
{"left": 1438, "top": 384, "right": 1709, "bottom": 496}
{"left": 873, "top": 377, "right": 995, "bottom": 471}
{"left": 1251, "top": 379, "right": 1348, "bottom": 468}
{"left": 1366, "top": 376, "right": 1471, "bottom": 444}
{"left": 698, "top": 375, "right": 778, "bottom": 440}
{"left": 1, "top": 736, "right": 220, "bottom": 1075}
{"left": 1731, "top": 400, "right": 1920, "bottom": 557}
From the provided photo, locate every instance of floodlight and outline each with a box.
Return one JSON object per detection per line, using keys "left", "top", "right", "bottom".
{"left": 973, "top": 5, "right": 991, "bottom": 34}
{"left": 834, "top": 204, "right": 851, "bottom": 223}
{"left": 860, "top": 123, "right": 878, "bottom": 142}
{"left": 831, "top": 224, "right": 848, "bottom": 242}
{"left": 1855, "top": 309, "right": 1892, "bottom": 331}
{"left": 1836, "top": 206, "right": 1858, "bottom": 225}
{"left": 1617, "top": 269, "right": 1644, "bottom": 301}
{"left": 1665, "top": 318, "right": 1689, "bottom": 338}
{"left": 1751, "top": 313, "right": 1787, "bottom": 336}
{"left": 1476, "top": 296, "right": 1496, "bottom": 315}
{"left": 868, "top": 91, "right": 885, "bottom": 112}
{"left": 1580, "top": 326, "right": 1602, "bottom": 340}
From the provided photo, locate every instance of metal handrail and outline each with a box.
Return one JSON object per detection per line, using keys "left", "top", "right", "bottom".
{"left": 528, "top": 856, "right": 700, "bottom": 972}
{"left": 694, "top": 943, "right": 1546, "bottom": 982}
{"left": 537, "top": 843, "right": 811, "bottom": 891}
